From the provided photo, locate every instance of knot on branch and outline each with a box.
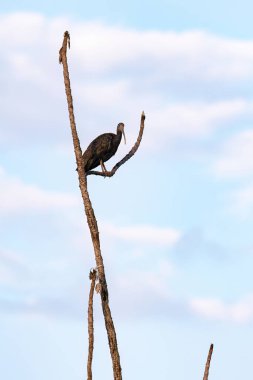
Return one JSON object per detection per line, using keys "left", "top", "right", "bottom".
{"left": 89, "top": 268, "right": 97, "bottom": 281}
{"left": 90, "top": 267, "right": 108, "bottom": 303}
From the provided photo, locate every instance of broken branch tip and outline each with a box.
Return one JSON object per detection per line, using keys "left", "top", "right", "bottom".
{"left": 64, "top": 31, "right": 71, "bottom": 48}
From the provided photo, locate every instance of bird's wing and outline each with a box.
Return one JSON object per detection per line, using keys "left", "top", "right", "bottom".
{"left": 92, "top": 133, "right": 114, "bottom": 155}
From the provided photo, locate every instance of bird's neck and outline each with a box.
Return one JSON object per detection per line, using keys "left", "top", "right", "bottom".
{"left": 116, "top": 130, "right": 122, "bottom": 142}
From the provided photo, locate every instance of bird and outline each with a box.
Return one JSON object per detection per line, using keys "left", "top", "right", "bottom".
{"left": 81, "top": 122, "right": 126, "bottom": 174}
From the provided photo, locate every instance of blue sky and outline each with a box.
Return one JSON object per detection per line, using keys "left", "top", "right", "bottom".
{"left": 1, "top": 1, "right": 253, "bottom": 380}
{"left": 2, "top": 0, "right": 253, "bottom": 38}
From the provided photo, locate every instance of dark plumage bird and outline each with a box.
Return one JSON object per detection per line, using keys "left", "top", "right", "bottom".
{"left": 81, "top": 123, "right": 126, "bottom": 173}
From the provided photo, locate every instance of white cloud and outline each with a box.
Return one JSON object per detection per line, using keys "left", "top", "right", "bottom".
{"left": 0, "top": 166, "right": 78, "bottom": 214}
{"left": 0, "top": 211, "right": 180, "bottom": 318}
{"left": 190, "top": 295, "right": 253, "bottom": 323}
{"left": 70, "top": 24, "right": 253, "bottom": 82}
{"left": 102, "top": 222, "right": 182, "bottom": 247}
{"left": 0, "top": 12, "right": 45, "bottom": 46}
{"left": 1, "top": 12, "right": 253, "bottom": 323}
{"left": 148, "top": 99, "right": 249, "bottom": 143}
{"left": 111, "top": 260, "right": 174, "bottom": 318}
{"left": 1, "top": 12, "right": 253, "bottom": 150}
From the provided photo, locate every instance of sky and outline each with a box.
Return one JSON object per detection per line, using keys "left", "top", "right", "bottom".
{"left": 1, "top": 1, "right": 253, "bottom": 379}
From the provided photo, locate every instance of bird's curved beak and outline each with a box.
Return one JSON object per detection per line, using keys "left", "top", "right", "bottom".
{"left": 123, "top": 129, "right": 126, "bottom": 144}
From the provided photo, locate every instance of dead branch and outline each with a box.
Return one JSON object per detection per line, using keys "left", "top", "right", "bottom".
{"left": 87, "top": 269, "right": 96, "bottom": 380}
{"left": 203, "top": 344, "right": 214, "bottom": 380}
{"left": 87, "top": 111, "right": 146, "bottom": 177}
{"left": 59, "top": 31, "right": 122, "bottom": 380}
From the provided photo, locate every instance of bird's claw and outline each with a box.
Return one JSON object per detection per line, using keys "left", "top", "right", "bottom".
{"left": 102, "top": 170, "right": 109, "bottom": 178}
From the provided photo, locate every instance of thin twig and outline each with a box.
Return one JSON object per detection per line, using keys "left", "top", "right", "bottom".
{"left": 87, "top": 111, "right": 146, "bottom": 177}
{"left": 87, "top": 269, "right": 96, "bottom": 380}
{"left": 59, "top": 31, "right": 122, "bottom": 380}
{"left": 203, "top": 344, "right": 214, "bottom": 380}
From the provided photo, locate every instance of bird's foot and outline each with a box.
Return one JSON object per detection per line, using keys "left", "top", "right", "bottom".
{"left": 102, "top": 169, "right": 110, "bottom": 178}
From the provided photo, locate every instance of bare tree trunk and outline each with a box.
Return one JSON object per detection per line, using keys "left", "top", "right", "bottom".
{"left": 203, "top": 344, "right": 214, "bottom": 380}
{"left": 59, "top": 31, "right": 122, "bottom": 380}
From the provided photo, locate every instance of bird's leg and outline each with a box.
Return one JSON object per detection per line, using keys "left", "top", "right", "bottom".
{"left": 100, "top": 160, "right": 105, "bottom": 174}
{"left": 102, "top": 161, "right": 108, "bottom": 173}
{"left": 100, "top": 160, "right": 108, "bottom": 176}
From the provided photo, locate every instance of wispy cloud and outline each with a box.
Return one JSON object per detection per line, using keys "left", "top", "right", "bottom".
{"left": 1, "top": 12, "right": 253, "bottom": 151}
{"left": 102, "top": 222, "right": 182, "bottom": 247}
{"left": 0, "top": 166, "right": 78, "bottom": 215}
{"left": 189, "top": 295, "right": 253, "bottom": 323}
{"left": 0, "top": 245, "right": 176, "bottom": 319}
{"left": 0, "top": 216, "right": 181, "bottom": 319}
{"left": 1, "top": 11, "right": 253, "bottom": 326}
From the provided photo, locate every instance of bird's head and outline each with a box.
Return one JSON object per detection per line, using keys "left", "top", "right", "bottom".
{"left": 117, "top": 122, "right": 126, "bottom": 144}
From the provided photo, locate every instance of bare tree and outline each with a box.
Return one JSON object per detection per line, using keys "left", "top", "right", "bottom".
{"left": 59, "top": 30, "right": 215, "bottom": 380}
{"left": 59, "top": 31, "right": 145, "bottom": 380}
